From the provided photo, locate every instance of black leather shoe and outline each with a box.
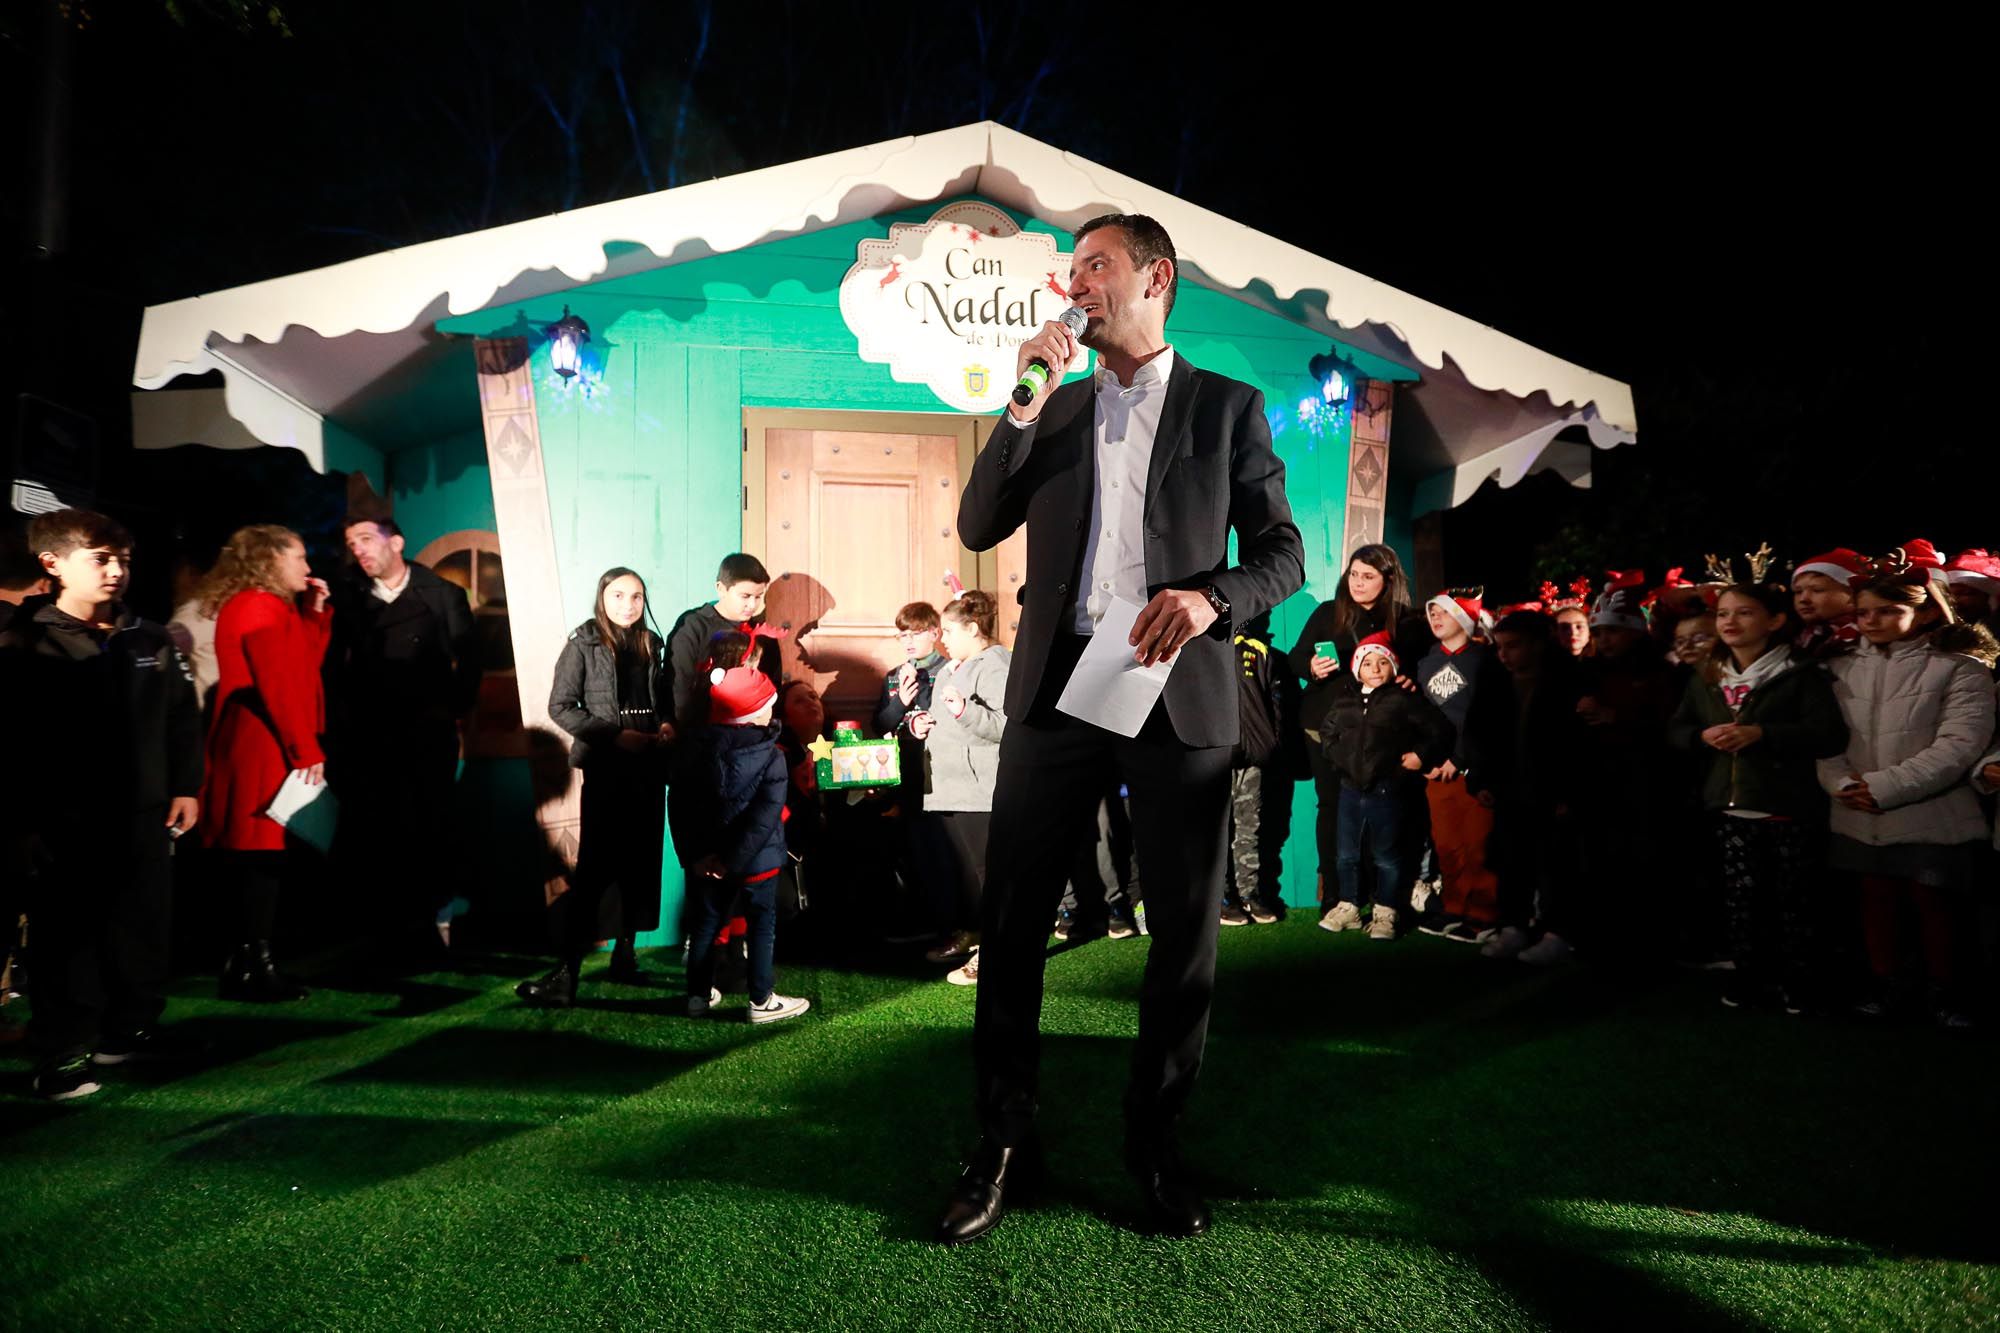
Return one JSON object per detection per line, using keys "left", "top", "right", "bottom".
{"left": 935, "top": 1136, "right": 1043, "bottom": 1245}
{"left": 516, "top": 961, "right": 579, "bottom": 1008}
{"left": 1126, "top": 1140, "right": 1211, "bottom": 1237}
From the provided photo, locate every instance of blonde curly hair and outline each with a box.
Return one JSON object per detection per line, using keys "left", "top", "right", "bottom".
{"left": 199, "top": 524, "right": 303, "bottom": 617}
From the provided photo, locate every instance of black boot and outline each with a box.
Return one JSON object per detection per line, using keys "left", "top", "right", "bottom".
{"left": 516, "top": 959, "right": 579, "bottom": 1008}
{"left": 607, "top": 936, "right": 648, "bottom": 984}
{"left": 220, "top": 942, "right": 309, "bottom": 1003}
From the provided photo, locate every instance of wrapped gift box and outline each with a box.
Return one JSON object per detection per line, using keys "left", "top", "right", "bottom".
{"left": 815, "top": 722, "right": 901, "bottom": 790}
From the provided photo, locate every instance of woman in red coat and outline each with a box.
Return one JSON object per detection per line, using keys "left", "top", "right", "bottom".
{"left": 198, "top": 525, "right": 331, "bottom": 1001}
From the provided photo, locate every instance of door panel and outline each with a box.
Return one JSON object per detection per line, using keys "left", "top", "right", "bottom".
{"left": 763, "top": 425, "right": 965, "bottom": 720}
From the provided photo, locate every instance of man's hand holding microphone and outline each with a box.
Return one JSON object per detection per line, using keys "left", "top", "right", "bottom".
{"left": 1006, "top": 307, "right": 1088, "bottom": 424}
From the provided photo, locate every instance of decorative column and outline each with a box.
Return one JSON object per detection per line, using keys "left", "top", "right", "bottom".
{"left": 1342, "top": 378, "right": 1395, "bottom": 552}
{"left": 472, "top": 337, "right": 579, "bottom": 903}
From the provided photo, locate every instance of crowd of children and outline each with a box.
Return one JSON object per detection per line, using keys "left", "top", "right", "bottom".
{"left": 1283, "top": 539, "right": 2000, "bottom": 1032}
{"left": 8, "top": 506, "right": 1999, "bottom": 1102}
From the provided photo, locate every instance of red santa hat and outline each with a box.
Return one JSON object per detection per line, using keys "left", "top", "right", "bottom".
{"left": 1589, "top": 570, "right": 1651, "bottom": 632}
{"left": 1426, "top": 587, "right": 1487, "bottom": 640}
{"left": 1945, "top": 548, "right": 2000, "bottom": 591}
{"left": 1351, "top": 631, "right": 1398, "bottom": 675}
{"left": 1792, "top": 548, "right": 1868, "bottom": 588}
{"left": 707, "top": 663, "right": 778, "bottom": 724}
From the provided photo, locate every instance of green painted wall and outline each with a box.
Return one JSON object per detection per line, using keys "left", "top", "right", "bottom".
{"left": 440, "top": 198, "right": 1369, "bottom": 931}
{"left": 388, "top": 428, "right": 496, "bottom": 551}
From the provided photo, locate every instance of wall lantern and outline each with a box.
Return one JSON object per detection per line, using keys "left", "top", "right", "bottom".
{"left": 544, "top": 306, "right": 591, "bottom": 380}
{"left": 1309, "top": 349, "right": 1358, "bottom": 407}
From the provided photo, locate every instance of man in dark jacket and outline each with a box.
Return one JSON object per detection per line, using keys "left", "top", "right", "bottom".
{"left": 941, "top": 214, "right": 1305, "bottom": 1244}
{"left": 326, "top": 513, "right": 480, "bottom": 953}
{"left": 0, "top": 510, "right": 202, "bottom": 1099}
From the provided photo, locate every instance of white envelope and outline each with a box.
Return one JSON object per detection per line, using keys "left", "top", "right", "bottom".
{"left": 266, "top": 769, "right": 340, "bottom": 855}
{"left": 1055, "top": 597, "right": 1177, "bottom": 738}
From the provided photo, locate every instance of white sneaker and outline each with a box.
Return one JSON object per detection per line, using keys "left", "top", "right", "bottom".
{"left": 686, "top": 986, "right": 724, "bottom": 1017}
{"left": 1518, "top": 932, "right": 1573, "bottom": 966}
{"left": 1319, "top": 902, "right": 1364, "bottom": 933}
{"left": 947, "top": 949, "right": 980, "bottom": 986}
{"left": 747, "top": 992, "right": 811, "bottom": 1024}
{"left": 1480, "top": 926, "right": 1532, "bottom": 959}
{"left": 1368, "top": 905, "right": 1398, "bottom": 941}
{"left": 1409, "top": 879, "right": 1437, "bottom": 913}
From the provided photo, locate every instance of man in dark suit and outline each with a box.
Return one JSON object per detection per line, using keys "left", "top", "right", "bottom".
{"left": 936, "top": 214, "right": 1304, "bottom": 1242}
{"left": 326, "top": 513, "right": 482, "bottom": 959}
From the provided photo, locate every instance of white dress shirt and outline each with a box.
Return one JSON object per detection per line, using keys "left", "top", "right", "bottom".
{"left": 1073, "top": 347, "right": 1175, "bottom": 632}
{"left": 371, "top": 565, "right": 413, "bottom": 604}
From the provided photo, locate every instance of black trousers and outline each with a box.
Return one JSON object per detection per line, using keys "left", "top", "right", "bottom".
{"left": 550, "top": 760, "right": 666, "bottom": 958}
{"left": 336, "top": 724, "right": 459, "bottom": 931}
{"left": 936, "top": 810, "right": 992, "bottom": 933}
{"left": 974, "top": 636, "right": 1232, "bottom": 1149}
{"left": 29, "top": 823, "right": 174, "bottom": 1060}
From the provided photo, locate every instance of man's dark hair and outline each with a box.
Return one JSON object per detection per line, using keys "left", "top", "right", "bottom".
{"left": 717, "top": 553, "right": 770, "bottom": 586}
{"left": 343, "top": 512, "right": 402, "bottom": 540}
{"left": 27, "top": 508, "right": 134, "bottom": 560}
{"left": 1074, "top": 213, "right": 1179, "bottom": 320}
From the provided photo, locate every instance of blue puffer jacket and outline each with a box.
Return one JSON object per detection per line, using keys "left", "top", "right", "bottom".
{"left": 668, "top": 720, "right": 788, "bottom": 880}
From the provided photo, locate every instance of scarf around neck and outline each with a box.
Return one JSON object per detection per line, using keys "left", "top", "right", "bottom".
{"left": 1719, "top": 643, "right": 1794, "bottom": 713}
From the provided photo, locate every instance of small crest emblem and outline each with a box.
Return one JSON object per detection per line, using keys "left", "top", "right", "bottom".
{"left": 963, "top": 365, "right": 990, "bottom": 396}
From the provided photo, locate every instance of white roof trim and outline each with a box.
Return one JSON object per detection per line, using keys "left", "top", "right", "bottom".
{"left": 1411, "top": 411, "right": 1635, "bottom": 515}
{"left": 134, "top": 122, "right": 1635, "bottom": 442}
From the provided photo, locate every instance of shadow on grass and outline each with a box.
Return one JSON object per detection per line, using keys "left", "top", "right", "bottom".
{"left": 593, "top": 921, "right": 1999, "bottom": 1320}
{"left": 585, "top": 1025, "right": 1144, "bottom": 1241}
{"left": 172, "top": 1109, "right": 538, "bottom": 1192}
{"left": 1189, "top": 929, "right": 2000, "bottom": 1269}
{"left": 326, "top": 1026, "right": 709, "bottom": 1097}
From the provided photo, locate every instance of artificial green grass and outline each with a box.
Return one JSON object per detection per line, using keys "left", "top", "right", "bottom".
{"left": 3, "top": 921, "right": 1996, "bottom": 1331}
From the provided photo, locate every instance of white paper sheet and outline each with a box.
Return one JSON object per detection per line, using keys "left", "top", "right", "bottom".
{"left": 1055, "top": 597, "right": 1176, "bottom": 737}
{"left": 265, "top": 769, "right": 340, "bottom": 855}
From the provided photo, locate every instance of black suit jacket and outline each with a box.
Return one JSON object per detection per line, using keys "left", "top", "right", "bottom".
{"left": 956, "top": 354, "right": 1305, "bottom": 749}
{"left": 326, "top": 563, "right": 481, "bottom": 749}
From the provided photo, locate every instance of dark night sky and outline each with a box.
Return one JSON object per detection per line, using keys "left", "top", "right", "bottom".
{"left": 4, "top": 3, "right": 1983, "bottom": 600}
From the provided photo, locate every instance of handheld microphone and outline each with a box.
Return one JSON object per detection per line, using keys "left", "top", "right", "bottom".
{"left": 1010, "top": 305, "right": 1089, "bottom": 406}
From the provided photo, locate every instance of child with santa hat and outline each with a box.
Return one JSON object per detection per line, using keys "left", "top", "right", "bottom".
{"left": 1317, "top": 634, "right": 1454, "bottom": 941}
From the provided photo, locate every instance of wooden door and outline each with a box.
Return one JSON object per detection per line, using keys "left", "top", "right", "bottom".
{"left": 760, "top": 421, "right": 969, "bottom": 721}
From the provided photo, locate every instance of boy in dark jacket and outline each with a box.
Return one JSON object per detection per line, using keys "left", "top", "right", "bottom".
{"left": 1318, "top": 634, "right": 1454, "bottom": 941}
{"left": 1465, "top": 611, "right": 1589, "bottom": 962}
{"left": 1225, "top": 613, "right": 1285, "bottom": 925}
{"left": 1414, "top": 590, "right": 1502, "bottom": 943}
{"left": 668, "top": 664, "right": 809, "bottom": 1023}
{"left": 665, "top": 553, "right": 779, "bottom": 739}
{"left": 0, "top": 510, "right": 203, "bottom": 1099}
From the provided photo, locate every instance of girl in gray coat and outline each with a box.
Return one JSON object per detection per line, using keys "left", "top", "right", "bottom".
{"left": 910, "top": 592, "right": 1011, "bottom": 985}
{"left": 1820, "top": 565, "right": 1996, "bottom": 1026}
